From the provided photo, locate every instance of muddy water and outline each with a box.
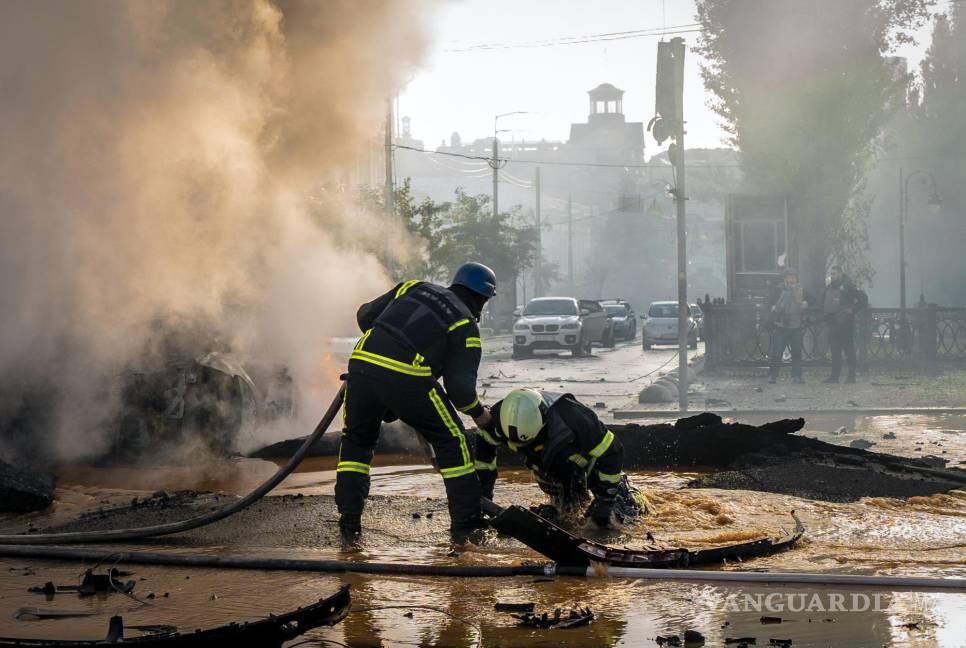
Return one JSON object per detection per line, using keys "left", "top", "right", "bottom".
{"left": 2, "top": 414, "right": 966, "bottom": 645}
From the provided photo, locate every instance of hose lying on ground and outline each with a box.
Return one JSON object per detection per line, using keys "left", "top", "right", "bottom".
{"left": 0, "top": 384, "right": 347, "bottom": 545}
{"left": 0, "top": 545, "right": 964, "bottom": 590}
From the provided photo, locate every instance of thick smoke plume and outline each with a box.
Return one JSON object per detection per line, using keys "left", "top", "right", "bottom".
{"left": 0, "top": 1, "right": 430, "bottom": 462}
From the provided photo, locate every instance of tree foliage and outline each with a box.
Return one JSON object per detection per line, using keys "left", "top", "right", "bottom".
{"left": 358, "top": 180, "right": 538, "bottom": 287}
{"left": 901, "top": 5, "right": 966, "bottom": 304}
{"left": 695, "top": 0, "right": 930, "bottom": 292}
{"left": 428, "top": 188, "right": 538, "bottom": 286}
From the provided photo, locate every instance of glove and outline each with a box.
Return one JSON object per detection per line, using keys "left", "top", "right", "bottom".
{"left": 473, "top": 407, "right": 493, "bottom": 429}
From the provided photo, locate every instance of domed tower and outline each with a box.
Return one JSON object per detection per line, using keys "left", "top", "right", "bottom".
{"left": 568, "top": 82, "right": 643, "bottom": 164}
{"left": 587, "top": 82, "right": 626, "bottom": 124}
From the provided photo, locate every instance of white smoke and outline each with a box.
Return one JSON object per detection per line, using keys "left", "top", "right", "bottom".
{"left": 0, "top": 0, "right": 433, "bottom": 461}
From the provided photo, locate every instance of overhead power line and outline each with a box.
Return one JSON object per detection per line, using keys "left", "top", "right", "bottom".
{"left": 443, "top": 24, "right": 702, "bottom": 52}
{"left": 394, "top": 144, "right": 740, "bottom": 170}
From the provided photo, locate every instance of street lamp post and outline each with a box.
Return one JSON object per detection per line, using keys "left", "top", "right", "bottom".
{"left": 899, "top": 168, "right": 942, "bottom": 314}
{"left": 492, "top": 111, "right": 528, "bottom": 219}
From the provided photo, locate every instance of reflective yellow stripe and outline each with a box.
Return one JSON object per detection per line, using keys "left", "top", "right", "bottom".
{"left": 568, "top": 453, "right": 589, "bottom": 468}
{"left": 395, "top": 279, "right": 421, "bottom": 298}
{"left": 354, "top": 328, "right": 373, "bottom": 351}
{"left": 336, "top": 461, "right": 370, "bottom": 475}
{"left": 455, "top": 397, "right": 480, "bottom": 413}
{"left": 597, "top": 470, "right": 622, "bottom": 484}
{"left": 477, "top": 428, "right": 500, "bottom": 445}
{"left": 429, "top": 387, "right": 471, "bottom": 466}
{"left": 440, "top": 462, "right": 475, "bottom": 479}
{"left": 465, "top": 336, "right": 482, "bottom": 348}
{"left": 589, "top": 430, "right": 615, "bottom": 458}
{"left": 474, "top": 459, "right": 497, "bottom": 471}
{"left": 350, "top": 350, "right": 433, "bottom": 376}
{"left": 448, "top": 319, "right": 470, "bottom": 332}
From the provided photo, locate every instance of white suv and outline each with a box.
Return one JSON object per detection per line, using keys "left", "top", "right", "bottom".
{"left": 512, "top": 297, "right": 611, "bottom": 358}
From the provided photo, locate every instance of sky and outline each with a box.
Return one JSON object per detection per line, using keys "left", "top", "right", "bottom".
{"left": 398, "top": 0, "right": 943, "bottom": 156}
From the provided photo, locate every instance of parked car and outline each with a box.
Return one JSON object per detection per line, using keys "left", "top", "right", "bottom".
{"left": 600, "top": 299, "right": 637, "bottom": 341}
{"left": 690, "top": 302, "right": 705, "bottom": 340}
{"left": 641, "top": 301, "right": 698, "bottom": 350}
{"left": 512, "top": 297, "right": 613, "bottom": 358}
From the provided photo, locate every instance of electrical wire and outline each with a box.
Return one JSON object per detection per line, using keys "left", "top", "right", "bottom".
{"left": 393, "top": 145, "right": 739, "bottom": 170}
{"left": 444, "top": 24, "right": 702, "bottom": 52}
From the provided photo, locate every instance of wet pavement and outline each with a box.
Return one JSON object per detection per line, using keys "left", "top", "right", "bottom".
{"left": 1, "top": 335, "right": 966, "bottom": 646}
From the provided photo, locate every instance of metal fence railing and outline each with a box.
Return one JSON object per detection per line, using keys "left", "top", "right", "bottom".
{"left": 704, "top": 304, "right": 966, "bottom": 369}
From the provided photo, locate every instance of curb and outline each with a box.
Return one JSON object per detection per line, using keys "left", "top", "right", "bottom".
{"left": 612, "top": 407, "right": 966, "bottom": 420}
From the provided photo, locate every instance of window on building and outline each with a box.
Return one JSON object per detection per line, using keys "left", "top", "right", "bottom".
{"left": 735, "top": 220, "right": 786, "bottom": 272}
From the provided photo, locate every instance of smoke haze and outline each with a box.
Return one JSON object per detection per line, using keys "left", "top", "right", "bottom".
{"left": 0, "top": 1, "right": 431, "bottom": 461}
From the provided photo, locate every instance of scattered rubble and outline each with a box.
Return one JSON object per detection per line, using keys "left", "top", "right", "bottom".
{"left": 513, "top": 607, "right": 594, "bottom": 629}
{"left": 14, "top": 607, "right": 99, "bottom": 620}
{"left": 639, "top": 383, "right": 675, "bottom": 403}
{"left": 494, "top": 602, "right": 535, "bottom": 613}
{"left": 0, "top": 458, "right": 55, "bottom": 513}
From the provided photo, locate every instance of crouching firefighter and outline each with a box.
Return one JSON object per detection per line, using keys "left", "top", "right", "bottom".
{"left": 476, "top": 388, "right": 649, "bottom": 528}
{"left": 337, "top": 262, "right": 496, "bottom": 544}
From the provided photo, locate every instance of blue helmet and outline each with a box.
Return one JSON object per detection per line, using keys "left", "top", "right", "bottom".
{"left": 452, "top": 262, "right": 497, "bottom": 299}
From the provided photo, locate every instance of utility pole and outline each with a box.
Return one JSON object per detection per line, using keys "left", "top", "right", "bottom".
{"left": 673, "top": 124, "right": 688, "bottom": 413}
{"left": 384, "top": 98, "right": 394, "bottom": 220}
{"left": 534, "top": 167, "right": 542, "bottom": 297}
{"left": 899, "top": 168, "right": 906, "bottom": 314}
{"left": 492, "top": 135, "right": 499, "bottom": 219}
{"left": 567, "top": 190, "right": 574, "bottom": 294}
{"left": 652, "top": 37, "right": 688, "bottom": 412}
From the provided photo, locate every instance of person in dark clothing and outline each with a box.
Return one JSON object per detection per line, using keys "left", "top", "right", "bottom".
{"left": 821, "top": 265, "right": 863, "bottom": 383}
{"left": 476, "top": 388, "right": 649, "bottom": 527}
{"left": 337, "top": 262, "right": 496, "bottom": 544}
{"left": 768, "top": 268, "right": 811, "bottom": 384}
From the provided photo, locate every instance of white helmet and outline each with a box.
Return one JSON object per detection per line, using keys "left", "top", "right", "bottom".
{"left": 500, "top": 388, "right": 547, "bottom": 445}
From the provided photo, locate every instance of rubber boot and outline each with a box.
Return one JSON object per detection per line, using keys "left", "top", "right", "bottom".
{"left": 338, "top": 514, "right": 362, "bottom": 548}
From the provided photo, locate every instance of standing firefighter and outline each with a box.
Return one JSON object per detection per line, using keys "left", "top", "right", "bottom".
{"left": 821, "top": 265, "right": 865, "bottom": 384}
{"left": 337, "top": 263, "right": 496, "bottom": 544}
{"left": 768, "top": 268, "right": 810, "bottom": 384}
{"left": 476, "top": 389, "right": 649, "bottom": 528}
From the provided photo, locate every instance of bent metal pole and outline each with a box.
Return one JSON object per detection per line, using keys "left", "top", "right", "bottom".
{"left": 0, "top": 545, "right": 963, "bottom": 591}
{"left": 0, "top": 384, "right": 347, "bottom": 545}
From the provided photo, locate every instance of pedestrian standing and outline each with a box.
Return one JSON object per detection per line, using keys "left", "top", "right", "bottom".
{"left": 821, "top": 265, "right": 864, "bottom": 384}
{"left": 768, "top": 268, "right": 810, "bottom": 384}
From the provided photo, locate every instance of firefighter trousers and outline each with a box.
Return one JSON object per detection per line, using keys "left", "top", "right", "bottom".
{"left": 335, "top": 371, "right": 482, "bottom": 533}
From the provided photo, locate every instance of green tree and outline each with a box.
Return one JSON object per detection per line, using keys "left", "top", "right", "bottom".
{"left": 903, "top": 6, "right": 966, "bottom": 304}
{"left": 695, "top": 0, "right": 929, "bottom": 291}
{"left": 358, "top": 182, "right": 538, "bottom": 288}
{"left": 430, "top": 189, "right": 538, "bottom": 286}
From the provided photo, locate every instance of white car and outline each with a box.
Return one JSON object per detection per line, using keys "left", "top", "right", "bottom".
{"left": 512, "top": 297, "right": 612, "bottom": 358}
{"left": 642, "top": 301, "right": 698, "bottom": 351}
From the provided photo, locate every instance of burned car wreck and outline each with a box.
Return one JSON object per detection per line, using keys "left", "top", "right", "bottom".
{"left": 111, "top": 351, "right": 296, "bottom": 459}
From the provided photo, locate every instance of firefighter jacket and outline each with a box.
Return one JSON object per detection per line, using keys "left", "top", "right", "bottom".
{"left": 475, "top": 391, "right": 624, "bottom": 502}
{"left": 348, "top": 280, "right": 485, "bottom": 418}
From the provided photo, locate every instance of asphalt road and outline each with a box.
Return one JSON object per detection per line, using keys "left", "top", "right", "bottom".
{"left": 326, "top": 333, "right": 702, "bottom": 422}
{"left": 476, "top": 334, "right": 702, "bottom": 420}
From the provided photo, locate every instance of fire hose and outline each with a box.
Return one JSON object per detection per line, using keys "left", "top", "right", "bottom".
{"left": 0, "top": 384, "right": 347, "bottom": 545}
{"left": 2, "top": 380, "right": 965, "bottom": 591}
{"left": 0, "top": 545, "right": 964, "bottom": 590}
